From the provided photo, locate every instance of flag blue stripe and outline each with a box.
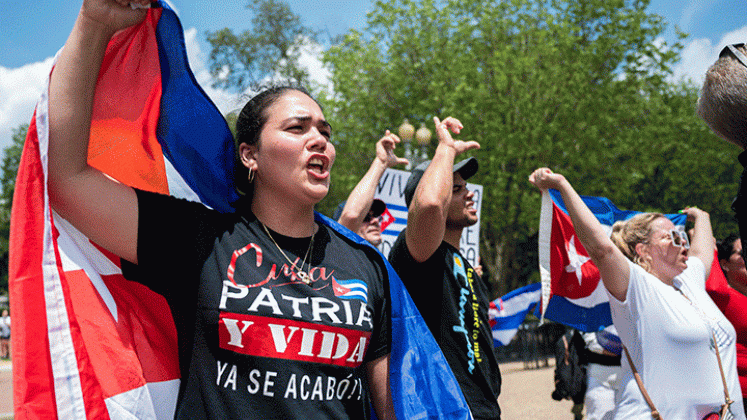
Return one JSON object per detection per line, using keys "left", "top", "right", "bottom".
{"left": 342, "top": 288, "right": 367, "bottom": 296}
{"left": 338, "top": 292, "right": 368, "bottom": 301}
{"left": 549, "top": 189, "right": 686, "bottom": 226}
{"left": 386, "top": 203, "right": 408, "bottom": 212}
{"left": 499, "top": 282, "right": 541, "bottom": 301}
{"left": 154, "top": 3, "right": 238, "bottom": 213}
{"left": 337, "top": 279, "right": 367, "bottom": 289}
{"left": 492, "top": 309, "right": 537, "bottom": 331}
{"left": 543, "top": 296, "right": 613, "bottom": 332}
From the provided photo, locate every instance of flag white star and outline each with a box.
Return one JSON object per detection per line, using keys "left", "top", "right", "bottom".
{"left": 565, "top": 235, "right": 590, "bottom": 286}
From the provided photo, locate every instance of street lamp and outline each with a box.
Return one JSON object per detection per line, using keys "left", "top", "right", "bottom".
{"left": 398, "top": 119, "right": 415, "bottom": 170}
{"left": 415, "top": 123, "right": 432, "bottom": 164}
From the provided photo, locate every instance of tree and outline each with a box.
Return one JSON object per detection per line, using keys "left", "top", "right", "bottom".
{"left": 0, "top": 124, "right": 27, "bottom": 293}
{"left": 206, "top": 0, "right": 320, "bottom": 92}
{"left": 321, "top": 0, "right": 739, "bottom": 297}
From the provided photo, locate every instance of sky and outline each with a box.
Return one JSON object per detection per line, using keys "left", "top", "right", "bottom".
{"left": 1, "top": 0, "right": 746, "bottom": 154}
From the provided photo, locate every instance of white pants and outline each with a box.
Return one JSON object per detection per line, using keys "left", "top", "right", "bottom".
{"left": 584, "top": 363, "right": 621, "bottom": 420}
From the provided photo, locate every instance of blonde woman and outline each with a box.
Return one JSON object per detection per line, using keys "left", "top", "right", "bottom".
{"left": 530, "top": 167, "right": 745, "bottom": 420}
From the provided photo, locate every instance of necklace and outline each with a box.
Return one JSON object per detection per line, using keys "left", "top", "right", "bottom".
{"left": 260, "top": 221, "right": 315, "bottom": 284}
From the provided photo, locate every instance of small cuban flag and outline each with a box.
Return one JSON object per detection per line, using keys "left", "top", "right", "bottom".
{"left": 489, "top": 283, "right": 542, "bottom": 347}
{"left": 379, "top": 207, "right": 396, "bottom": 231}
{"left": 332, "top": 278, "right": 369, "bottom": 304}
{"left": 538, "top": 189, "right": 686, "bottom": 332}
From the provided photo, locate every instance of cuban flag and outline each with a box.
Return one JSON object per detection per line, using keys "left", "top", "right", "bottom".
{"left": 538, "top": 189, "right": 686, "bottom": 332}
{"left": 379, "top": 207, "right": 396, "bottom": 231}
{"left": 331, "top": 278, "right": 368, "bottom": 303}
{"left": 11, "top": 2, "right": 470, "bottom": 419}
{"left": 489, "top": 282, "right": 542, "bottom": 346}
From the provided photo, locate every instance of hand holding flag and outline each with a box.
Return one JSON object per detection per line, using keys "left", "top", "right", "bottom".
{"left": 80, "top": 0, "right": 152, "bottom": 33}
{"left": 528, "top": 167, "right": 566, "bottom": 191}
{"left": 530, "top": 167, "right": 686, "bottom": 332}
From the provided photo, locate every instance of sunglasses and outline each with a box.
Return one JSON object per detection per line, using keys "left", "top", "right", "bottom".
{"left": 363, "top": 211, "right": 381, "bottom": 223}
{"left": 667, "top": 229, "right": 690, "bottom": 249}
{"left": 720, "top": 43, "right": 747, "bottom": 68}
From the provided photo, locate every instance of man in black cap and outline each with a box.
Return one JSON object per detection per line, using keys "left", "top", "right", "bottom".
{"left": 335, "top": 130, "right": 408, "bottom": 246}
{"left": 388, "top": 116, "right": 501, "bottom": 419}
{"left": 334, "top": 198, "right": 387, "bottom": 246}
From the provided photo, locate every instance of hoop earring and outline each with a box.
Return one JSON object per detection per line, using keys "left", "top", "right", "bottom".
{"left": 248, "top": 169, "right": 255, "bottom": 184}
{"left": 634, "top": 255, "right": 652, "bottom": 274}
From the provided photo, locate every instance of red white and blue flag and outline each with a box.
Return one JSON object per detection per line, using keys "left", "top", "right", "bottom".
{"left": 331, "top": 278, "right": 368, "bottom": 303}
{"left": 538, "top": 189, "right": 686, "bottom": 332}
{"left": 10, "top": 2, "right": 469, "bottom": 419}
{"left": 379, "top": 207, "right": 396, "bottom": 231}
{"left": 488, "top": 282, "right": 541, "bottom": 346}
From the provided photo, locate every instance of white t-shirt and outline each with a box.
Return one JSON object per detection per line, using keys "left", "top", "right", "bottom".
{"left": 608, "top": 257, "right": 746, "bottom": 420}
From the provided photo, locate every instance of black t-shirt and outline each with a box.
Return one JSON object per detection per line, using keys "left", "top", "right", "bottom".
{"left": 388, "top": 230, "right": 501, "bottom": 420}
{"left": 123, "top": 190, "right": 390, "bottom": 419}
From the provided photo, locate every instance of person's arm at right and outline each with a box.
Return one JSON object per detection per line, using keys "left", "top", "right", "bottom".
{"left": 47, "top": 0, "right": 151, "bottom": 264}
{"left": 681, "top": 207, "right": 714, "bottom": 275}
{"left": 529, "top": 168, "right": 630, "bottom": 301}
{"left": 405, "top": 116, "right": 479, "bottom": 262}
{"left": 338, "top": 130, "right": 407, "bottom": 231}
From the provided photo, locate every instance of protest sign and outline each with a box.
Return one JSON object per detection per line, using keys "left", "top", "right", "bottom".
{"left": 373, "top": 168, "right": 482, "bottom": 267}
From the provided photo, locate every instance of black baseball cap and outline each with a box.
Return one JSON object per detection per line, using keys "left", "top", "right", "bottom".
{"left": 333, "top": 198, "right": 387, "bottom": 221}
{"left": 403, "top": 157, "right": 478, "bottom": 208}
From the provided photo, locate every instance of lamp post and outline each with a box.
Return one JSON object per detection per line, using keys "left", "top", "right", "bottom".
{"left": 415, "top": 123, "right": 432, "bottom": 165}
{"left": 398, "top": 119, "right": 415, "bottom": 170}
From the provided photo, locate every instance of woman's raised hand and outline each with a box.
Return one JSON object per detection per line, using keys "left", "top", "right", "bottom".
{"left": 679, "top": 206, "right": 710, "bottom": 223}
{"left": 529, "top": 167, "right": 566, "bottom": 191}
{"left": 80, "top": 0, "right": 151, "bottom": 35}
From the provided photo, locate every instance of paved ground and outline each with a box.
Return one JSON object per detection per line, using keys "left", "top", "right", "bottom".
{"left": 0, "top": 358, "right": 576, "bottom": 419}
{"left": 0, "top": 359, "right": 11, "bottom": 419}
{"left": 499, "top": 359, "right": 577, "bottom": 419}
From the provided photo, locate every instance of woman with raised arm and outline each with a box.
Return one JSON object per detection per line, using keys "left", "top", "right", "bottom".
{"left": 47, "top": 1, "right": 394, "bottom": 419}
{"left": 529, "top": 167, "right": 745, "bottom": 420}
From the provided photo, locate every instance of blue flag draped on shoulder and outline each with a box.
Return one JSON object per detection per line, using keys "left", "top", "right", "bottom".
{"left": 537, "top": 189, "right": 686, "bottom": 332}
{"left": 10, "top": 2, "right": 470, "bottom": 418}
{"left": 488, "top": 283, "right": 542, "bottom": 347}
{"left": 319, "top": 216, "right": 471, "bottom": 420}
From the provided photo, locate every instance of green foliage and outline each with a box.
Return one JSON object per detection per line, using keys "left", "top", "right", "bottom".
{"left": 0, "top": 124, "right": 27, "bottom": 294}
{"left": 206, "top": 0, "right": 320, "bottom": 91}
{"left": 322, "top": 0, "right": 740, "bottom": 297}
